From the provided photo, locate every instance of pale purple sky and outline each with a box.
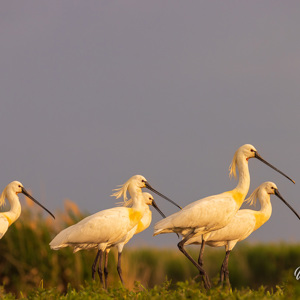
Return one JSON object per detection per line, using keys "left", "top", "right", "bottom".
{"left": 0, "top": 1, "right": 299, "bottom": 246}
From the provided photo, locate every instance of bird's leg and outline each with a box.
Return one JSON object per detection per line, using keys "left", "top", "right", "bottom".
{"left": 197, "top": 240, "right": 208, "bottom": 284}
{"left": 198, "top": 240, "right": 206, "bottom": 267}
{"left": 178, "top": 237, "right": 211, "bottom": 289}
{"left": 224, "top": 250, "right": 231, "bottom": 287}
{"left": 92, "top": 250, "right": 101, "bottom": 280}
{"left": 117, "top": 251, "right": 124, "bottom": 285}
{"left": 219, "top": 250, "right": 231, "bottom": 287}
{"left": 97, "top": 250, "right": 104, "bottom": 287}
{"left": 104, "top": 250, "right": 109, "bottom": 289}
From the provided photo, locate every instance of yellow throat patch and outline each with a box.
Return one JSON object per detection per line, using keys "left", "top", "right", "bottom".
{"left": 2, "top": 213, "right": 13, "bottom": 226}
{"left": 254, "top": 212, "right": 268, "bottom": 231}
{"left": 135, "top": 221, "right": 146, "bottom": 234}
{"left": 128, "top": 209, "right": 142, "bottom": 226}
{"left": 228, "top": 189, "right": 244, "bottom": 206}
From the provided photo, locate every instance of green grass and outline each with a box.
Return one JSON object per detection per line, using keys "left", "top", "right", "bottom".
{"left": 1, "top": 279, "right": 300, "bottom": 300}
{"left": 0, "top": 202, "right": 299, "bottom": 299}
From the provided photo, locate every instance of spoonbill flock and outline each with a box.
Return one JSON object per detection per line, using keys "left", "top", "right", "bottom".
{"left": 0, "top": 144, "right": 298, "bottom": 289}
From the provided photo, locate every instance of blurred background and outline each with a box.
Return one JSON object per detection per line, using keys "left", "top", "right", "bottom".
{"left": 0, "top": 1, "right": 299, "bottom": 249}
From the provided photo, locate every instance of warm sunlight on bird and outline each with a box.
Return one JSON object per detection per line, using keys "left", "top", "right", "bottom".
{"left": 153, "top": 144, "right": 295, "bottom": 289}
{"left": 49, "top": 175, "right": 179, "bottom": 287}
{"left": 88, "top": 192, "right": 165, "bottom": 289}
{"left": 185, "top": 182, "right": 300, "bottom": 287}
{"left": 0, "top": 181, "right": 55, "bottom": 239}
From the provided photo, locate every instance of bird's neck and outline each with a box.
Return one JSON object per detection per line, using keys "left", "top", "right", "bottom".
{"left": 135, "top": 209, "right": 152, "bottom": 234}
{"left": 254, "top": 192, "right": 272, "bottom": 231}
{"left": 128, "top": 186, "right": 144, "bottom": 211}
{"left": 1, "top": 191, "right": 21, "bottom": 225}
{"left": 235, "top": 157, "right": 250, "bottom": 197}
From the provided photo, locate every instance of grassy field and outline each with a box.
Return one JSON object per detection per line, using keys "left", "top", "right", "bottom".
{"left": 0, "top": 200, "right": 299, "bottom": 299}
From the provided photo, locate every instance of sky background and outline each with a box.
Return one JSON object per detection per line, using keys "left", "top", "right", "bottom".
{"left": 0, "top": 1, "right": 299, "bottom": 247}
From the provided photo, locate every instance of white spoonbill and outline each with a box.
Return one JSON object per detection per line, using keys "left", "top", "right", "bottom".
{"left": 81, "top": 192, "right": 166, "bottom": 288}
{"left": 186, "top": 182, "right": 300, "bottom": 287}
{"left": 153, "top": 144, "right": 295, "bottom": 289}
{"left": 0, "top": 181, "right": 55, "bottom": 239}
{"left": 50, "top": 175, "right": 179, "bottom": 286}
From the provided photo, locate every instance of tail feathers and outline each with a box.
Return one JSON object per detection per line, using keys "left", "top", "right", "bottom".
{"left": 49, "top": 227, "right": 74, "bottom": 250}
{"left": 153, "top": 217, "right": 175, "bottom": 236}
{"left": 50, "top": 244, "right": 68, "bottom": 250}
{"left": 153, "top": 228, "right": 164, "bottom": 236}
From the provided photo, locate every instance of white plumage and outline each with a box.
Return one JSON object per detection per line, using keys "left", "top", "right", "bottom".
{"left": 0, "top": 181, "right": 54, "bottom": 239}
{"left": 102, "top": 192, "right": 165, "bottom": 288}
{"left": 153, "top": 144, "right": 294, "bottom": 289}
{"left": 50, "top": 175, "right": 173, "bottom": 287}
{"left": 185, "top": 182, "right": 300, "bottom": 286}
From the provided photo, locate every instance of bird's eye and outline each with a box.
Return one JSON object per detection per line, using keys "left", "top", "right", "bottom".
{"left": 18, "top": 185, "right": 21, "bottom": 188}
{"left": 250, "top": 149, "right": 255, "bottom": 152}
{"left": 271, "top": 186, "right": 274, "bottom": 189}
{"left": 141, "top": 180, "right": 145, "bottom": 183}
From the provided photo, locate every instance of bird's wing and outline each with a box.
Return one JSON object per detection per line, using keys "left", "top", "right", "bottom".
{"left": 50, "top": 207, "right": 136, "bottom": 249}
{"left": 154, "top": 192, "right": 237, "bottom": 235}
{"left": 205, "top": 210, "right": 256, "bottom": 243}
{"left": 0, "top": 216, "right": 9, "bottom": 239}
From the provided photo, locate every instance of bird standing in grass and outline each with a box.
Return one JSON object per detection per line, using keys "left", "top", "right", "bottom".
{"left": 100, "top": 192, "right": 165, "bottom": 288}
{"left": 50, "top": 175, "right": 179, "bottom": 287}
{"left": 154, "top": 144, "right": 295, "bottom": 289}
{"left": 186, "top": 181, "right": 300, "bottom": 286}
{"left": 0, "top": 181, "right": 55, "bottom": 239}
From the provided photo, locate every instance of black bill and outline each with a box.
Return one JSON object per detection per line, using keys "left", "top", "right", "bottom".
{"left": 275, "top": 189, "right": 300, "bottom": 220}
{"left": 151, "top": 199, "right": 166, "bottom": 218}
{"left": 255, "top": 152, "right": 295, "bottom": 184}
{"left": 145, "top": 181, "right": 182, "bottom": 210}
{"left": 22, "top": 187, "right": 55, "bottom": 219}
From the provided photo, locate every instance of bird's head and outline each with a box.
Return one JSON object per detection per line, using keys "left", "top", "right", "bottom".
{"left": 2, "top": 181, "right": 55, "bottom": 219}
{"left": 143, "top": 192, "right": 154, "bottom": 205}
{"left": 239, "top": 144, "right": 257, "bottom": 161}
{"left": 111, "top": 175, "right": 182, "bottom": 209}
{"left": 264, "top": 181, "right": 278, "bottom": 195}
{"left": 229, "top": 144, "right": 294, "bottom": 184}
{"left": 143, "top": 192, "right": 166, "bottom": 218}
{"left": 7, "top": 181, "right": 24, "bottom": 195}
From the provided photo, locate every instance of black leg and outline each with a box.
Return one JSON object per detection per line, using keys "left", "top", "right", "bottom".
{"left": 97, "top": 250, "right": 104, "bottom": 287}
{"left": 197, "top": 240, "right": 208, "bottom": 285}
{"left": 117, "top": 251, "right": 124, "bottom": 285}
{"left": 92, "top": 250, "right": 101, "bottom": 280}
{"left": 104, "top": 250, "right": 109, "bottom": 289}
{"left": 198, "top": 240, "right": 206, "bottom": 267}
{"left": 178, "top": 237, "right": 211, "bottom": 289}
{"left": 224, "top": 250, "right": 231, "bottom": 287}
{"left": 219, "top": 250, "right": 231, "bottom": 287}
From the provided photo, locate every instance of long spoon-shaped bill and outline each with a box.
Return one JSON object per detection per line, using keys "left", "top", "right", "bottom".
{"left": 255, "top": 152, "right": 295, "bottom": 184}
{"left": 22, "top": 187, "right": 55, "bottom": 219}
{"left": 145, "top": 182, "right": 182, "bottom": 210}
{"left": 275, "top": 189, "right": 300, "bottom": 220}
{"left": 151, "top": 200, "right": 166, "bottom": 218}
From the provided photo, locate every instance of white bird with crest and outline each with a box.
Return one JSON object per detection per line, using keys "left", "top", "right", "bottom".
{"left": 153, "top": 144, "right": 295, "bottom": 289}
{"left": 50, "top": 175, "right": 180, "bottom": 287}
{"left": 0, "top": 181, "right": 55, "bottom": 239}
{"left": 97, "top": 192, "right": 165, "bottom": 288}
{"left": 186, "top": 181, "right": 300, "bottom": 286}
